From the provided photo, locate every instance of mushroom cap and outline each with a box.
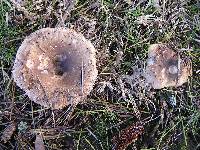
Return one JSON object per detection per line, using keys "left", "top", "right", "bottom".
{"left": 144, "top": 44, "right": 192, "bottom": 89}
{"left": 12, "top": 28, "right": 98, "bottom": 109}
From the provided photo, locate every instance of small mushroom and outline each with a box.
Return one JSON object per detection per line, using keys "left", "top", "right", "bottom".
{"left": 144, "top": 44, "right": 192, "bottom": 89}
{"left": 12, "top": 28, "right": 98, "bottom": 109}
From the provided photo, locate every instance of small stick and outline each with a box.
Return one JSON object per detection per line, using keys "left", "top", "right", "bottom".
{"left": 81, "top": 58, "right": 84, "bottom": 95}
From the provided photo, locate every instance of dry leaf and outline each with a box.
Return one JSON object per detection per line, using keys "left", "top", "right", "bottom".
{"left": 35, "top": 134, "right": 45, "bottom": 150}
{"left": 112, "top": 122, "right": 144, "bottom": 150}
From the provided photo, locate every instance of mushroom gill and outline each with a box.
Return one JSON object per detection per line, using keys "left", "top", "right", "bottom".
{"left": 144, "top": 44, "right": 192, "bottom": 89}
{"left": 12, "top": 28, "right": 98, "bottom": 109}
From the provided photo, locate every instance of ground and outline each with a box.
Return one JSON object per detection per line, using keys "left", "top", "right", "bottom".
{"left": 0, "top": 0, "right": 200, "bottom": 150}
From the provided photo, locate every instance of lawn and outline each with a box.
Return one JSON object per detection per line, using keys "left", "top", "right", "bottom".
{"left": 0, "top": 0, "right": 199, "bottom": 150}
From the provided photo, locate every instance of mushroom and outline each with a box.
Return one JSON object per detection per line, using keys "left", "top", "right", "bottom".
{"left": 12, "top": 28, "right": 98, "bottom": 109}
{"left": 144, "top": 44, "right": 192, "bottom": 89}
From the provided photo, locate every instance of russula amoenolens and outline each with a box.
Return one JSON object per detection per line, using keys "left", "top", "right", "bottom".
{"left": 12, "top": 28, "right": 97, "bottom": 109}
{"left": 144, "top": 44, "right": 192, "bottom": 89}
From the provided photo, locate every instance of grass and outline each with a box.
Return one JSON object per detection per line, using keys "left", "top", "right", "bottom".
{"left": 0, "top": 0, "right": 200, "bottom": 150}
{"left": 0, "top": 2, "right": 21, "bottom": 65}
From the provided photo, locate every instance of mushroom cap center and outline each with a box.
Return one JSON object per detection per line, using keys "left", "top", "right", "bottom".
{"left": 53, "top": 55, "right": 69, "bottom": 76}
{"left": 168, "top": 65, "right": 178, "bottom": 74}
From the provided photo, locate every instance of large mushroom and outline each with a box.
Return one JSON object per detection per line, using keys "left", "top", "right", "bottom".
{"left": 144, "top": 44, "right": 192, "bottom": 89}
{"left": 12, "top": 28, "right": 98, "bottom": 109}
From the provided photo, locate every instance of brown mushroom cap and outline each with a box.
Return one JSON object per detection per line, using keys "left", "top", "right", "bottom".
{"left": 144, "top": 44, "right": 192, "bottom": 89}
{"left": 12, "top": 28, "right": 98, "bottom": 109}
